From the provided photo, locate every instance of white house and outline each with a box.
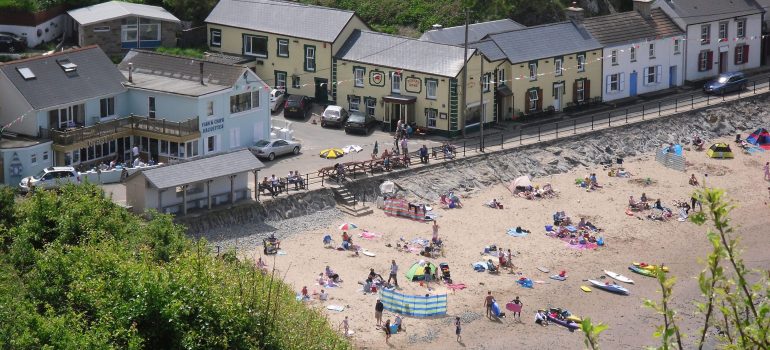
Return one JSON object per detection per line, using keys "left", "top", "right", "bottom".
{"left": 582, "top": 0, "right": 685, "bottom": 101}
{"left": 656, "top": 0, "right": 763, "bottom": 81}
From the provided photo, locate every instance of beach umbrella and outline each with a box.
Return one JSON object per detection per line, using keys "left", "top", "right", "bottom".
{"left": 342, "top": 145, "right": 363, "bottom": 154}
{"left": 319, "top": 148, "right": 345, "bottom": 159}
{"left": 338, "top": 223, "right": 358, "bottom": 231}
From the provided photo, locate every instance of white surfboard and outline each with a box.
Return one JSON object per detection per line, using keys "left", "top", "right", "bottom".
{"left": 327, "top": 305, "right": 345, "bottom": 312}
{"left": 362, "top": 250, "right": 376, "bottom": 257}
{"left": 604, "top": 270, "right": 634, "bottom": 284}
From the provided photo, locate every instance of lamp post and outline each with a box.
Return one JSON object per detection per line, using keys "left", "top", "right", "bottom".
{"left": 479, "top": 52, "right": 485, "bottom": 152}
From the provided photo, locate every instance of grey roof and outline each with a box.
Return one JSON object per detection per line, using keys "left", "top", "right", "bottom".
{"left": 486, "top": 21, "right": 601, "bottom": 63}
{"left": 582, "top": 8, "right": 683, "bottom": 45}
{"left": 206, "top": 0, "right": 356, "bottom": 42}
{"left": 419, "top": 19, "right": 525, "bottom": 45}
{"left": 119, "top": 50, "right": 250, "bottom": 96}
{"left": 141, "top": 149, "right": 264, "bottom": 189}
{"left": 0, "top": 46, "right": 126, "bottom": 110}
{"left": 203, "top": 52, "right": 256, "bottom": 65}
{"left": 68, "top": 1, "right": 180, "bottom": 26}
{"left": 335, "top": 30, "right": 473, "bottom": 78}
{"left": 661, "top": 0, "right": 763, "bottom": 25}
{"left": 470, "top": 40, "right": 506, "bottom": 61}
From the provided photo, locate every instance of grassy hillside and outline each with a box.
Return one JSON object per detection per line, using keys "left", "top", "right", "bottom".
{"left": 0, "top": 185, "right": 349, "bottom": 350}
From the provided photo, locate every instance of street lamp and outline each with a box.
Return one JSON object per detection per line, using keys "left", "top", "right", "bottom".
{"left": 479, "top": 51, "right": 485, "bottom": 152}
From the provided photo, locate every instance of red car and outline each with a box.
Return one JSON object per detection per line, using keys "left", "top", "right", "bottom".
{"left": 283, "top": 95, "right": 312, "bottom": 119}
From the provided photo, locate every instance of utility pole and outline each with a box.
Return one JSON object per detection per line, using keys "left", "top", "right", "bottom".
{"left": 479, "top": 52, "right": 484, "bottom": 152}
{"left": 461, "top": 8, "right": 469, "bottom": 138}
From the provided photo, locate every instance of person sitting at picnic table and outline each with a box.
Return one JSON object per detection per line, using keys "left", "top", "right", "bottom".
{"left": 419, "top": 145, "right": 429, "bottom": 164}
{"left": 260, "top": 177, "right": 276, "bottom": 197}
{"left": 270, "top": 174, "right": 282, "bottom": 194}
{"left": 443, "top": 142, "right": 455, "bottom": 159}
{"left": 287, "top": 171, "right": 303, "bottom": 190}
{"left": 689, "top": 174, "right": 699, "bottom": 186}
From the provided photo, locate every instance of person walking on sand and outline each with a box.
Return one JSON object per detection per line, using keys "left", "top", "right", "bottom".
{"left": 484, "top": 291, "right": 495, "bottom": 318}
{"left": 455, "top": 316, "right": 462, "bottom": 342}
{"left": 341, "top": 316, "right": 350, "bottom": 337}
{"left": 384, "top": 319, "right": 392, "bottom": 343}
{"left": 512, "top": 296, "right": 523, "bottom": 321}
{"left": 375, "top": 299, "right": 384, "bottom": 327}
{"left": 388, "top": 260, "right": 399, "bottom": 287}
{"left": 764, "top": 162, "right": 770, "bottom": 181}
{"left": 432, "top": 221, "right": 440, "bottom": 243}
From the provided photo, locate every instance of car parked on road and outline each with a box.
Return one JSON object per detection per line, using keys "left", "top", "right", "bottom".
{"left": 321, "top": 105, "right": 349, "bottom": 128}
{"left": 249, "top": 139, "right": 302, "bottom": 161}
{"left": 0, "top": 32, "right": 26, "bottom": 53}
{"left": 18, "top": 166, "right": 80, "bottom": 193}
{"left": 284, "top": 95, "right": 312, "bottom": 119}
{"left": 703, "top": 72, "right": 747, "bottom": 94}
{"left": 270, "top": 89, "right": 286, "bottom": 113}
{"left": 344, "top": 111, "right": 377, "bottom": 134}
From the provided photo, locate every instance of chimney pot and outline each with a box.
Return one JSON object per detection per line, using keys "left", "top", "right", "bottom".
{"left": 128, "top": 62, "right": 133, "bottom": 83}
{"left": 565, "top": 2, "right": 585, "bottom": 23}
{"left": 633, "top": 0, "right": 653, "bottom": 19}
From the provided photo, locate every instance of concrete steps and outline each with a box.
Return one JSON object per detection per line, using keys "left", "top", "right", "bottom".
{"left": 332, "top": 187, "right": 373, "bottom": 217}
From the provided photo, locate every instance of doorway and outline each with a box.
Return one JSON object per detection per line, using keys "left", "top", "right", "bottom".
{"left": 314, "top": 78, "right": 328, "bottom": 103}
{"left": 629, "top": 72, "right": 638, "bottom": 96}
{"left": 552, "top": 84, "right": 563, "bottom": 111}
{"left": 669, "top": 66, "right": 677, "bottom": 87}
{"left": 719, "top": 52, "right": 728, "bottom": 74}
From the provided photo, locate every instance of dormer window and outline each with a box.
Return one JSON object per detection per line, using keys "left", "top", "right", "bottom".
{"left": 57, "top": 59, "right": 77, "bottom": 72}
{"left": 16, "top": 67, "right": 35, "bottom": 80}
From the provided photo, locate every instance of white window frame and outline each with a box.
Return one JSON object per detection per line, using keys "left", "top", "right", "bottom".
{"left": 737, "top": 19, "right": 746, "bottom": 38}
{"left": 529, "top": 63, "right": 537, "bottom": 80}
{"left": 354, "top": 67, "right": 364, "bottom": 87}
{"left": 243, "top": 35, "right": 268, "bottom": 58}
{"left": 646, "top": 66, "right": 657, "bottom": 84}
{"left": 139, "top": 19, "right": 160, "bottom": 41}
{"left": 305, "top": 46, "right": 316, "bottom": 71}
{"left": 230, "top": 91, "right": 259, "bottom": 114}
{"left": 349, "top": 95, "right": 361, "bottom": 111}
{"left": 425, "top": 108, "right": 437, "bottom": 128}
{"left": 576, "top": 80, "right": 585, "bottom": 102}
{"left": 555, "top": 58, "right": 563, "bottom": 76}
{"left": 121, "top": 24, "right": 137, "bottom": 43}
{"left": 276, "top": 71, "right": 287, "bottom": 90}
{"left": 611, "top": 50, "right": 618, "bottom": 65}
{"left": 206, "top": 135, "right": 219, "bottom": 154}
{"left": 673, "top": 39, "right": 680, "bottom": 54}
{"left": 701, "top": 24, "right": 710, "bottom": 44}
{"left": 365, "top": 98, "right": 376, "bottom": 117}
{"left": 609, "top": 74, "right": 619, "bottom": 92}
{"left": 577, "top": 54, "right": 585, "bottom": 72}
{"left": 426, "top": 79, "right": 437, "bottom": 99}
{"left": 482, "top": 73, "right": 490, "bottom": 92}
{"left": 93, "top": 26, "right": 110, "bottom": 32}
{"left": 207, "top": 101, "right": 214, "bottom": 116}
{"left": 292, "top": 76, "right": 300, "bottom": 89}
{"left": 718, "top": 21, "right": 728, "bottom": 42}
{"left": 99, "top": 96, "right": 115, "bottom": 119}
{"left": 630, "top": 46, "right": 636, "bottom": 62}
{"left": 277, "top": 38, "right": 289, "bottom": 57}
{"left": 497, "top": 69, "right": 505, "bottom": 85}
{"left": 528, "top": 89, "right": 538, "bottom": 111}
{"left": 210, "top": 29, "right": 221, "bottom": 47}
{"left": 736, "top": 45, "right": 745, "bottom": 64}
{"left": 391, "top": 72, "right": 401, "bottom": 93}
{"left": 648, "top": 43, "right": 655, "bottom": 59}
{"left": 699, "top": 51, "right": 709, "bottom": 71}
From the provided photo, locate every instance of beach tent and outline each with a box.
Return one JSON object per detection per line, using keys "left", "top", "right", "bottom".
{"left": 508, "top": 175, "right": 532, "bottom": 193}
{"left": 706, "top": 143, "right": 734, "bottom": 159}
{"left": 405, "top": 260, "right": 437, "bottom": 281}
{"left": 747, "top": 128, "right": 770, "bottom": 149}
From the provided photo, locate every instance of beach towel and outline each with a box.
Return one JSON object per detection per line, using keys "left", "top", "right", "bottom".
{"left": 507, "top": 228, "right": 529, "bottom": 237}
{"left": 359, "top": 231, "right": 381, "bottom": 239}
{"left": 446, "top": 283, "right": 467, "bottom": 291}
{"left": 472, "top": 261, "right": 487, "bottom": 272}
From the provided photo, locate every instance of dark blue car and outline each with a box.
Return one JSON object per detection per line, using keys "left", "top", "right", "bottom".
{"left": 703, "top": 72, "right": 747, "bottom": 94}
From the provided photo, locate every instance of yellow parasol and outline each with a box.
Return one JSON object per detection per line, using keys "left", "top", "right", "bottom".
{"left": 319, "top": 148, "right": 345, "bottom": 159}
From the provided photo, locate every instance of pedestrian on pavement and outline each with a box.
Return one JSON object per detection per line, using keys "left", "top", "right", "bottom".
{"left": 388, "top": 260, "right": 399, "bottom": 287}
{"left": 375, "top": 299, "right": 384, "bottom": 327}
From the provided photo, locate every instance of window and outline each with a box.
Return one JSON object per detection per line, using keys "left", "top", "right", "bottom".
{"left": 243, "top": 35, "right": 268, "bottom": 57}
{"left": 735, "top": 45, "right": 749, "bottom": 65}
{"left": 701, "top": 24, "right": 710, "bottom": 44}
{"left": 576, "top": 79, "right": 585, "bottom": 102}
{"left": 645, "top": 66, "right": 661, "bottom": 85}
{"left": 210, "top": 29, "right": 221, "bottom": 47}
{"left": 207, "top": 101, "right": 214, "bottom": 116}
{"left": 609, "top": 74, "right": 619, "bottom": 92}
{"left": 497, "top": 69, "right": 505, "bottom": 85}
{"left": 391, "top": 72, "right": 401, "bottom": 93}
{"left": 425, "top": 108, "right": 437, "bottom": 128}
{"left": 630, "top": 46, "right": 636, "bottom": 62}
{"left": 699, "top": 50, "right": 712, "bottom": 71}
{"left": 555, "top": 58, "right": 563, "bottom": 76}
{"left": 230, "top": 128, "right": 240, "bottom": 149}
{"left": 275, "top": 71, "right": 287, "bottom": 89}
{"left": 99, "top": 97, "right": 115, "bottom": 119}
{"left": 365, "top": 97, "right": 376, "bottom": 117}
{"left": 43, "top": 151, "right": 48, "bottom": 161}
{"left": 737, "top": 19, "right": 746, "bottom": 38}
{"left": 148, "top": 97, "right": 156, "bottom": 118}
{"left": 426, "top": 79, "right": 438, "bottom": 100}
{"left": 527, "top": 90, "right": 538, "bottom": 111}
{"left": 121, "top": 24, "right": 137, "bottom": 42}
{"left": 206, "top": 135, "right": 218, "bottom": 153}
{"left": 48, "top": 104, "right": 84, "bottom": 129}
{"left": 93, "top": 26, "right": 110, "bottom": 32}
{"left": 354, "top": 67, "right": 365, "bottom": 87}
{"left": 611, "top": 50, "right": 618, "bottom": 65}
{"left": 304, "top": 45, "right": 316, "bottom": 71}
{"left": 139, "top": 18, "right": 160, "bottom": 41}
{"left": 482, "top": 73, "right": 490, "bottom": 92}
{"left": 673, "top": 39, "right": 680, "bottom": 54}
{"left": 161, "top": 140, "right": 168, "bottom": 155}
{"left": 718, "top": 22, "right": 728, "bottom": 42}
{"left": 230, "top": 91, "right": 259, "bottom": 113}
{"left": 292, "top": 76, "right": 300, "bottom": 89}
{"left": 277, "top": 38, "right": 289, "bottom": 57}
{"left": 30, "top": 153, "right": 37, "bottom": 165}
{"left": 529, "top": 62, "right": 537, "bottom": 80}
{"left": 648, "top": 43, "right": 655, "bottom": 59}
{"left": 577, "top": 54, "right": 585, "bottom": 72}
{"left": 349, "top": 95, "right": 360, "bottom": 111}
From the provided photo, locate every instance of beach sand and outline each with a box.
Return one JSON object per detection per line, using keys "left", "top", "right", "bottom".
{"left": 248, "top": 138, "right": 770, "bottom": 349}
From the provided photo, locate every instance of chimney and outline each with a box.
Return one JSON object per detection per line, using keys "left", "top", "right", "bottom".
{"left": 565, "top": 2, "right": 584, "bottom": 23}
{"left": 633, "top": 0, "right": 653, "bottom": 19}
{"left": 199, "top": 61, "right": 205, "bottom": 85}
{"left": 128, "top": 62, "right": 133, "bottom": 83}
{"left": 432, "top": 24, "right": 443, "bottom": 30}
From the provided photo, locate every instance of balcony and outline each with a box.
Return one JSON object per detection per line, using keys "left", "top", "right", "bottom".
{"left": 48, "top": 115, "right": 199, "bottom": 146}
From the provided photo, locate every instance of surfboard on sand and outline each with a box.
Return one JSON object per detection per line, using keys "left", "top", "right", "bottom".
{"left": 580, "top": 286, "right": 592, "bottom": 292}
{"left": 537, "top": 267, "right": 550, "bottom": 273}
{"left": 491, "top": 301, "right": 504, "bottom": 317}
{"left": 506, "top": 303, "right": 522, "bottom": 312}
{"left": 362, "top": 250, "right": 376, "bottom": 257}
{"left": 327, "top": 305, "right": 345, "bottom": 312}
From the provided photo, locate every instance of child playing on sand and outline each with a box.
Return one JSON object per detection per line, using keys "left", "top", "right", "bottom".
{"left": 341, "top": 316, "right": 350, "bottom": 336}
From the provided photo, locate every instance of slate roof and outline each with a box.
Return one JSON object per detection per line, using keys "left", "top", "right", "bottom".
{"left": 119, "top": 50, "right": 250, "bottom": 96}
{"left": 470, "top": 40, "right": 506, "bottom": 61}
{"left": 661, "top": 0, "right": 763, "bottom": 25}
{"left": 419, "top": 19, "right": 525, "bottom": 45}
{"left": 582, "top": 8, "right": 683, "bottom": 46}
{"left": 486, "top": 21, "right": 601, "bottom": 64}
{"left": 141, "top": 149, "right": 264, "bottom": 189}
{"left": 205, "top": 0, "right": 357, "bottom": 43}
{"left": 336, "top": 30, "right": 474, "bottom": 77}
{"left": 0, "top": 46, "right": 126, "bottom": 110}
{"left": 68, "top": 1, "right": 180, "bottom": 26}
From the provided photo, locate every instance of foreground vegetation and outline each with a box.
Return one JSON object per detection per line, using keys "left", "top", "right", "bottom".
{"left": 0, "top": 185, "right": 349, "bottom": 349}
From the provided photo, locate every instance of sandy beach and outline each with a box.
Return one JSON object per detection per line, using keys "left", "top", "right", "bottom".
{"left": 248, "top": 137, "right": 770, "bottom": 349}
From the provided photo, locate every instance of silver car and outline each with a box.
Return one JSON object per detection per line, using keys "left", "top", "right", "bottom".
{"left": 249, "top": 139, "right": 302, "bottom": 161}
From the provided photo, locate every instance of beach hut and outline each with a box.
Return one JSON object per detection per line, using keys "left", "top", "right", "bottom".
{"left": 706, "top": 143, "right": 734, "bottom": 159}
{"left": 405, "top": 261, "right": 437, "bottom": 281}
{"left": 747, "top": 128, "right": 770, "bottom": 149}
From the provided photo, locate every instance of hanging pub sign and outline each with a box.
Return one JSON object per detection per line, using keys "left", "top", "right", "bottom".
{"left": 370, "top": 70, "right": 385, "bottom": 86}
{"left": 405, "top": 77, "right": 421, "bottom": 93}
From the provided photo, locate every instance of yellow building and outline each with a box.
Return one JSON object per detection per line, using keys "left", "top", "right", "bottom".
{"left": 204, "top": 0, "right": 368, "bottom": 102}
{"left": 335, "top": 30, "right": 496, "bottom": 137}
{"left": 474, "top": 20, "right": 603, "bottom": 118}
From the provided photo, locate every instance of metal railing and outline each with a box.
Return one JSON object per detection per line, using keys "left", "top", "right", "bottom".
{"left": 49, "top": 115, "right": 199, "bottom": 145}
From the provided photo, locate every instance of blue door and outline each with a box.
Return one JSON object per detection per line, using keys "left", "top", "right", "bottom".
{"left": 629, "top": 72, "right": 637, "bottom": 96}
{"left": 669, "top": 66, "right": 677, "bottom": 87}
